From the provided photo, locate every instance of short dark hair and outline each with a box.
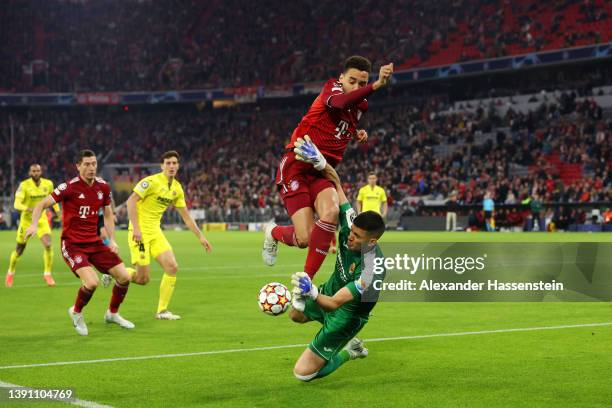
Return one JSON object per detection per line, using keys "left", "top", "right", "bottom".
{"left": 353, "top": 211, "right": 385, "bottom": 238}
{"left": 343, "top": 55, "right": 372, "bottom": 73}
{"left": 77, "top": 150, "right": 96, "bottom": 164}
{"left": 368, "top": 172, "right": 377, "bottom": 177}
{"left": 160, "top": 150, "right": 180, "bottom": 163}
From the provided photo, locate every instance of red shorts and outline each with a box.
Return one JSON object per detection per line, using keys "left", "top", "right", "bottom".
{"left": 61, "top": 239, "right": 123, "bottom": 277}
{"left": 275, "top": 152, "right": 335, "bottom": 216}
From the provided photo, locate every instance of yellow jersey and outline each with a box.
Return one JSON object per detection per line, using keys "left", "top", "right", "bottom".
{"left": 357, "top": 185, "right": 387, "bottom": 214}
{"left": 14, "top": 178, "right": 58, "bottom": 222}
{"left": 130, "top": 172, "right": 187, "bottom": 236}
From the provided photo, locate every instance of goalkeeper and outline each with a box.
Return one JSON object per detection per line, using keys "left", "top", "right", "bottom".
{"left": 289, "top": 137, "right": 386, "bottom": 382}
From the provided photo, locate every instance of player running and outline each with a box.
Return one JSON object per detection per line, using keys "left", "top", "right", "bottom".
{"left": 26, "top": 150, "right": 134, "bottom": 336}
{"left": 262, "top": 56, "right": 392, "bottom": 279}
{"left": 6, "top": 164, "right": 61, "bottom": 287}
{"left": 289, "top": 143, "right": 386, "bottom": 381}
{"left": 126, "top": 150, "right": 212, "bottom": 320}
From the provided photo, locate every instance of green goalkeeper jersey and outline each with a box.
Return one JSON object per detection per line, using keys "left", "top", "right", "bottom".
{"left": 318, "top": 202, "right": 385, "bottom": 318}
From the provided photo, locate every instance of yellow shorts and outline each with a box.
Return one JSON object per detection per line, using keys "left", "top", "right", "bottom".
{"left": 16, "top": 217, "right": 51, "bottom": 244}
{"left": 128, "top": 231, "right": 173, "bottom": 266}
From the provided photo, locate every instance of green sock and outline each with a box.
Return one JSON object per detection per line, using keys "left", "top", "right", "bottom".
{"left": 315, "top": 350, "right": 350, "bottom": 379}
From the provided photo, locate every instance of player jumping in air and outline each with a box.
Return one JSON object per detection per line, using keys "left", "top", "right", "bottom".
{"left": 289, "top": 139, "right": 385, "bottom": 381}
{"left": 262, "top": 56, "right": 392, "bottom": 278}
{"left": 6, "top": 164, "right": 61, "bottom": 287}
{"left": 125, "top": 150, "right": 212, "bottom": 320}
{"left": 26, "top": 150, "right": 134, "bottom": 336}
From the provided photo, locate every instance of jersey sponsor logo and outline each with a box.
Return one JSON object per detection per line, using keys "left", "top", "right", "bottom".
{"left": 78, "top": 206, "right": 91, "bottom": 219}
{"left": 290, "top": 180, "right": 300, "bottom": 191}
{"left": 334, "top": 120, "right": 349, "bottom": 139}
{"left": 315, "top": 248, "right": 328, "bottom": 256}
{"left": 58, "top": 183, "right": 67, "bottom": 191}
{"left": 97, "top": 191, "right": 103, "bottom": 200}
{"left": 323, "top": 347, "right": 334, "bottom": 352}
{"left": 78, "top": 193, "right": 85, "bottom": 199}
{"left": 156, "top": 196, "right": 174, "bottom": 205}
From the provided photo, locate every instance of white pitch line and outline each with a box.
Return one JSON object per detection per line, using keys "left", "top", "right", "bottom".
{"left": 2, "top": 263, "right": 304, "bottom": 278}
{"left": 2, "top": 272, "right": 295, "bottom": 289}
{"left": 1, "top": 322, "right": 610, "bottom": 371}
{"left": 8, "top": 263, "right": 305, "bottom": 278}
{"left": 0, "top": 380, "right": 114, "bottom": 408}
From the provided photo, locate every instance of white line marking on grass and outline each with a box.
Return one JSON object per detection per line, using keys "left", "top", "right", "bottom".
{"left": 0, "top": 380, "right": 114, "bottom": 407}
{"left": 8, "top": 264, "right": 305, "bottom": 279}
{"left": 1, "top": 322, "right": 610, "bottom": 371}
{"left": 3, "top": 272, "right": 295, "bottom": 289}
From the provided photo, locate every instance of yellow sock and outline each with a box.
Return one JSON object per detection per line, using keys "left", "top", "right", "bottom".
{"left": 43, "top": 247, "right": 53, "bottom": 274}
{"left": 8, "top": 250, "right": 21, "bottom": 274}
{"left": 126, "top": 267, "right": 136, "bottom": 280}
{"left": 157, "top": 273, "right": 177, "bottom": 313}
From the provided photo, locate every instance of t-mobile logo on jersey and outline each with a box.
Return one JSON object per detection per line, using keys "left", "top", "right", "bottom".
{"left": 78, "top": 206, "right": 91, "bottom": 219}
{"left": 334, "top": 120, "right": 349, "bottom": 139}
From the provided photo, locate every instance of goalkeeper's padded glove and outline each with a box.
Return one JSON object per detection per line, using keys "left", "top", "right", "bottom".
{"left": 293, "top": 135, "right": 327, "bottom": 171}
{"left": 291, "top": 272, "right": 319, "bottom": 300}
{"left": 291, "top": 287, "right": 306, "bottom": 312}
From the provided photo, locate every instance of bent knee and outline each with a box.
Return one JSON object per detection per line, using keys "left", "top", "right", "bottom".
{"left": 319, "top": 206, "right": 339, "bottom": 222}
{"left": 295, "top": 231, "right": 310, "bottom": 248}
{"left": 165, "top": 263, "right": 178, "bottom": 275}
{"left": 85, "top": 278, "right": 99, "bottom": 290}
{"left": 133, "top": 274, "right": 150, "bottom": 285}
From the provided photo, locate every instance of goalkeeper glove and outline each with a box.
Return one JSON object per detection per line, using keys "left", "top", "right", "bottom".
{"left": 291, "top": 272, "right": 319, "bottom": 300}
{"left": 293, "top": 135, "right": 327, "bottom": 171}
{"left": 291, "top": 287, "right": 306, "bottom": 312}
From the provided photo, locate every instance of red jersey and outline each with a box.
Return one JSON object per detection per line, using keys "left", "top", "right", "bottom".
{"left": 286, "top": 79, "right": 370, "bottom": 166}
{"left": 51, "top": 176, "right": 112, "bottom": 243}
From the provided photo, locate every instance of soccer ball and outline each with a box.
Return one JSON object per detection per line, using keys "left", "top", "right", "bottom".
{"left": 258, "top": 282, "right": 291, "bottom": 316}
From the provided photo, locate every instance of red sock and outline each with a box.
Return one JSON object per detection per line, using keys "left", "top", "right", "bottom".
{"left": 272, "top": 225, "right": 298, "bottom": 247}
{"left": 74, "top": 286, "right": 95, "bottom": 313}
{"left": 304, "top": 220, "right": 336, "bottom": 278}
{"left": 109, "top": 282, "right": 129, "bottom": 313}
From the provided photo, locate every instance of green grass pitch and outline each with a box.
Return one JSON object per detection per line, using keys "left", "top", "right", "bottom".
{"left": 1, "top": 230, "right": 611, "bottom": 407}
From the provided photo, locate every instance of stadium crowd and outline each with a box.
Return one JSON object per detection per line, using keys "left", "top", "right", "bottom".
{"left": 1, "top": 0, "right": 610, "bottom": 92}
{"left": 1, "top": 88, "right": 609, "bottom": 227}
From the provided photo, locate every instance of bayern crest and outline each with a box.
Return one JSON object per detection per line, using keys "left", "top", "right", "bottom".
{"left": 97, "top": 191, "right": 103, "bottom": 200}
{"left": 75, "top": 255, "right": 83, "bottom": 264}
{"left": 290, "top": 180, "right": 300, "bottom": 191}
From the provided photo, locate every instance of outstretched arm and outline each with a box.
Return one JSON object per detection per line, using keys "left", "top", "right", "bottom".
{"left": 315, "top": 287, "right": 354, "bottom": 312}
{"left": 327, "top": 63, "right": 394, "bottom": 110}
{"left": 176, "top": 206, "right": 212, "bottom": 253}
{"left": 320, "top": 164, "right": 348, "bottom": 206}
{"left": 291, "top": 272, "right": 354, "bottom": 312}
{"left": 294, "top": 137, "right": 348, "bottom": 205}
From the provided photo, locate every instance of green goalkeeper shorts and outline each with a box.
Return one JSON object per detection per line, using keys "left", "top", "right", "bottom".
{"left": 303, "top": 298, "right": 368, "bottom": 361}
